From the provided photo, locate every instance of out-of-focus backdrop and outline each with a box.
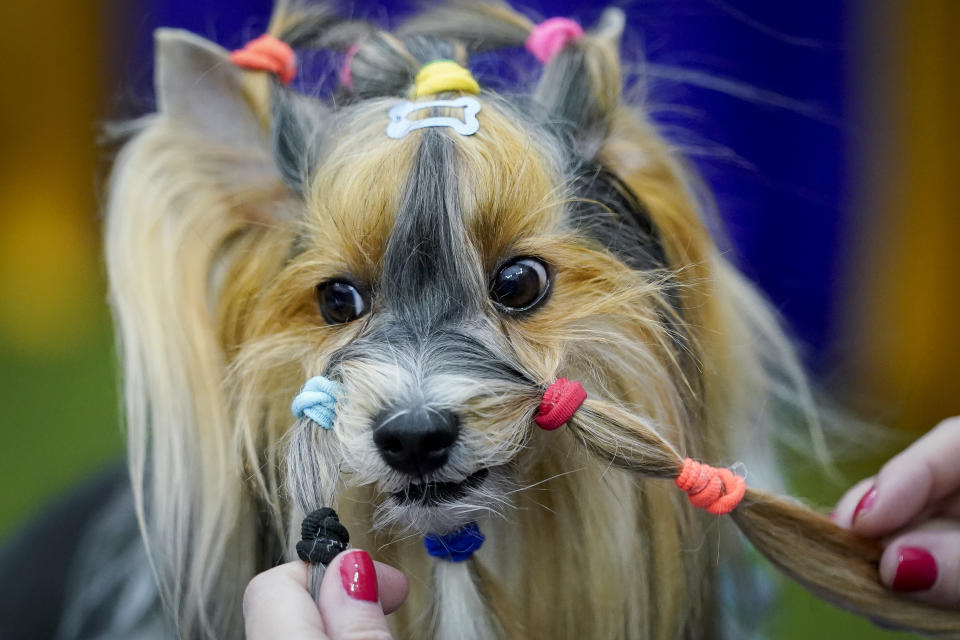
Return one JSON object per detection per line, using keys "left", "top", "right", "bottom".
{"left": 0, "top": 1, "right": 957, "bottom": 638}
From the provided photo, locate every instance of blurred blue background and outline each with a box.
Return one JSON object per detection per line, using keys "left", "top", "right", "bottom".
{"left": 1, "top": 1, "right": 957, "bottom": 638}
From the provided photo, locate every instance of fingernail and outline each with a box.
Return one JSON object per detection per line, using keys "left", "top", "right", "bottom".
{"left": 339, "top": 550, "right": 378, "bottom": 602}
{"left": 892, "top": 547, "right": 938, "bottom": 592}
{"left": 852, "top": 486, "right": 876, "bottom": 523}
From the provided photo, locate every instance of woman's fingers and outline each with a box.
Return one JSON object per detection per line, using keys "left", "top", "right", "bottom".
{"left": 831, "top": 419, "right": 960, "bottom": 610}
{"left": 243, "top": 555, "right": 410, "bottom": 640}
{"left": 832, "top": 477, "right": 875, "bottom": 526}
{"left": 371, "top": 556, "right": 410, "bottom": 614}
{"left": 879, "top": 519, "right": 960, "bottom": 608}
{"left": 834, "top": 418, "right": 960, "bottom": 537}
{"left": 935, "top": 489, "right": 960, "bottom": 519}
{"left": 318, "top": 550, "right": 409, "bottom": 640}
{"left": 244, "top": 561, "right": 326, "bottom": 640}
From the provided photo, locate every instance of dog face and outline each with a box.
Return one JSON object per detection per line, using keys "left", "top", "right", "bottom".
{"left": 244, "top": 95, "right": 687, "bottom": 535}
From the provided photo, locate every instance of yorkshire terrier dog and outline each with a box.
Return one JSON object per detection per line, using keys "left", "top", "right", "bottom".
{"left": 47, "top": 1, "right": 957, "bottom": 639}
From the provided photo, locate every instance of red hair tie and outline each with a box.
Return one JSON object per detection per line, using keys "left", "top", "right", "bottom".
{"left": 675, "top": 458, "right": 746, "bottom": 515}
{"left": 535, "top": 378, "right": 587, "bottom": 430}
{"left": 525, "top": 17, "right": 584, "bottom": 64}
{"left": 230, "top": 34, "right": 297, "bottom": 85}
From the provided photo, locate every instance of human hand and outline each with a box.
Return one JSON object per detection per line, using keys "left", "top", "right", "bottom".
{"left": 243, "top": 550, "right": 410, "bottom": 639}
{"left": 833, "top": 417, "right": 960, "bottom": 608}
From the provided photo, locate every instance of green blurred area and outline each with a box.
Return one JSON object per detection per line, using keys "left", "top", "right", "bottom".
{"left": 770, "top": 580, "right": 918, "bottom": 639}
{"left": 0, "top": 297, "right": 123, "bottom": 540}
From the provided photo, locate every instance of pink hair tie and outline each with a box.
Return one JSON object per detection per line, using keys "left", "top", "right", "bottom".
{"left": 230, "top": 34, "right": 297, "bottom": 85}
{"left": 525, "top": 17, "right": 584, "bottom": 64}
{"left": 535, "top": 378, "right": 587, "bottom": 430}
{"left": 339, "top": 44, "right": 359, "bottom": 89}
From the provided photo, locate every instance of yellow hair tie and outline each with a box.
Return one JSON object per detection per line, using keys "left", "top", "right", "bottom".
{"left": 411, "top": 60, "right": 480, "bottom": 99}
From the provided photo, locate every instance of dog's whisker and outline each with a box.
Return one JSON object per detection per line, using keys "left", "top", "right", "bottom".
{"left": 376, "top": 529, "right": 423, "bottom": 553}
{"left": 505, "top": 467, "right": 586, "bottom": 496}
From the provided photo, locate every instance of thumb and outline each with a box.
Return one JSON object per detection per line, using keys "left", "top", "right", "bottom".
{"left": 318, "top": 550, "right": 394, "bottom": 640}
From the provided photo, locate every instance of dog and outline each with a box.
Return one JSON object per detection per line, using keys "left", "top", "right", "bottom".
{"left": 35, "top": 2, "right": 957, "bottom": 638}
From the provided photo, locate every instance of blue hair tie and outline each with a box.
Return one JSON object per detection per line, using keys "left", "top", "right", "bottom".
{"left": 291, "top": 376, "right": 342, "bottom": 430}
{"left": 424, "top": 522, "right": 485, "bottom": 562}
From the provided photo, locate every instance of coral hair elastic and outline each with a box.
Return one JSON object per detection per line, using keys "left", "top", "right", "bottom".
{"left": 230, "top": 34, "right": 297, "bottom": 85}
{"left": 537, "top": 379, "right": 746, "bottom": 514}
{"left": 675, "top": 459, "right": 746, "bottom": 515}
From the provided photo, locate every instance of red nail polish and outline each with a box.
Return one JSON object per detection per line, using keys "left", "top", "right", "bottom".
{"left": 892, "top": 547, "right": 938, "bottom": 591}
{"left": 339, "top": 550, "right": 378, "bottom": 602}
{"left": 852, "top": 486, "right": 876, "bottom": 523}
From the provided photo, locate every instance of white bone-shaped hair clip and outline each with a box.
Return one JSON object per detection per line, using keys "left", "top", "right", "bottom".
{"left": 386, "top": 97, "right": 482, "bottom": 139}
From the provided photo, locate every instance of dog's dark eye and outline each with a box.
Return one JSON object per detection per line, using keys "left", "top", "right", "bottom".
{"left": 490, "top": 257, "right": 550, "bottom": 312}
{"left": 316, "top": 280, "right": 368, "bottom": 324}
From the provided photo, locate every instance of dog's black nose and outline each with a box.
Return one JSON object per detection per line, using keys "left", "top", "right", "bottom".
{"left": 373, "top": 408, "right": 460, "bottom": 476}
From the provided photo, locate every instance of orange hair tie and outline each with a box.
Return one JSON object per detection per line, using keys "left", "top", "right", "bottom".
{"left": 675, "top": 458, "right": 746, "bottom": 515}
{"left": 230, "top": 34, "right": 297, "bottom": 85}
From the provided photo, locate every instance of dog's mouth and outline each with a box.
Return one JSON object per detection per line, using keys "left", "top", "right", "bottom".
{"left": 392, "top": 468, "right": 489, "bottom": 506}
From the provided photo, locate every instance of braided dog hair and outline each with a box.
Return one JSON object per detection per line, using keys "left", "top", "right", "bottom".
{"left": 103, "top": 0, "right": 960, "bottom": 637}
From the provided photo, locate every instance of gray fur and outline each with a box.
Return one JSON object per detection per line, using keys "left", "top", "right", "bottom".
{"left": 567, "top": 163, "right": 667, "bottom": 272}
{"left": 381, "top": 130, "right": 484, "bottom": 327}
{"left": 271, "top": 88, "right": 329, "bottom": 193}
{"left": 532, "top": 43, "right": 615, "bottom": 159}
{"left": 349, "top": 34, "right": 465, "bottom": 99}
{"left": 274, "top": 4, "right": 369, "bottom": 50}
{"left": 348, "top": 35, "right": 418, "bottom": 99}
{"left": 398, "top": 0, "right": 533, "bottom": 52}
{"left": 56, "top": 488, "right": 170, "bottom": 640}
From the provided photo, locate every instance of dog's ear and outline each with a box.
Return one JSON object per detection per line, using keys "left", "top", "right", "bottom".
{"left": 155, "top": 28, "right": 332, "bottom": 200}
{"left": 155, "top": 29, "right": 269, "bottom": 150}
{"left": 532, "top": 8, "right": 625, "bottom": 159}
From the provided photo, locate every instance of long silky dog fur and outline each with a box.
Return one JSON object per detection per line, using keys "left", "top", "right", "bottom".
{"left": 90, "top": 1, "right": 960, "bottom": 638}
